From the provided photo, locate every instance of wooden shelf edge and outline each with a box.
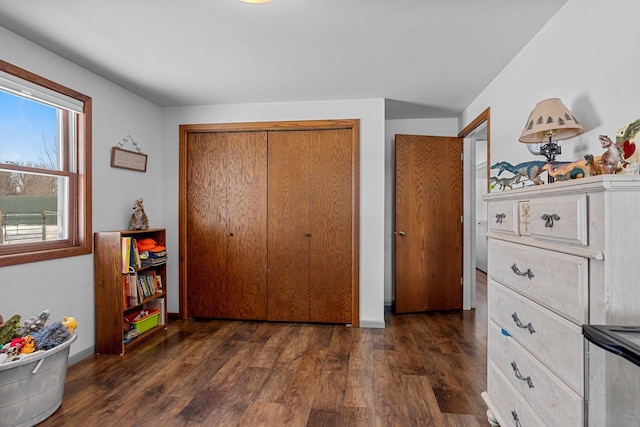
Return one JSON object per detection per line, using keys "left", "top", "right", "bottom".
{"left": 123, "top": 323, "right": 167, "bottom": 352}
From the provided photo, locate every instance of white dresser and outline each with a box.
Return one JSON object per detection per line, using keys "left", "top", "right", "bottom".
{"left": 481, "top": 175, "right": 640, "bottom": 426}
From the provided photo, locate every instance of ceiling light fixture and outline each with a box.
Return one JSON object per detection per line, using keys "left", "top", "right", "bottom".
{"left": 240, "top": 0, "right": 272, "bottom": 3}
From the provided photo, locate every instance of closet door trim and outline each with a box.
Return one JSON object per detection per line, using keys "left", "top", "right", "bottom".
{"left": 179, "top": 119, "right": 360, "bottom": 326}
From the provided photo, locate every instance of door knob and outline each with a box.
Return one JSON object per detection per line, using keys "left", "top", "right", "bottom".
{"left": 305, "top": 233, "right": 312, "bottom": 237}
{"left": 397, "top": 230, "right": 406, "bottom": 236}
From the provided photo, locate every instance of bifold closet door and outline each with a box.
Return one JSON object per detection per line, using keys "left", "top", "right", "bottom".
{"left": 267, "top": 129, "right": 353, "bottom": 323}
{"left": 309, "top": 129, "right": 352, "bottom": 323}
{"left": 267, "top": 131, "right": 311, "bottom": 321}
{"left": 186, "top": 131, "right": 267, "bottom": 319}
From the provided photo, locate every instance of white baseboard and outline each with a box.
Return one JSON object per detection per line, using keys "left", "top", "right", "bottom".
{"left": 359, "top": 319, "right": 386, "bottom": 328}
{"left": 68, "top": 345, "right": 95, "bottom": 366}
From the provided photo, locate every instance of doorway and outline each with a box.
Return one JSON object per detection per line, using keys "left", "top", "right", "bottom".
{"left": 459, "top": 108, "right": 490, "bottom": 310}
{"left": 394, "top": 134, "right": 463, "bottom": 313}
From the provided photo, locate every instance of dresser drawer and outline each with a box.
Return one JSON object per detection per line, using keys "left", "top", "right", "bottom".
{"left": 488, "top": 360, "right": 546, "bottom": 427}
{"left": 488, "top": 239, "right": 588, "bottom": 324}
{"left": 488, "top": 321, "right": 583, "bottom": 426}
{"left": 489, "top": 281, "right": 583, "bottom": 393}
{"left": 488, "top": 200, "right": 518, "bottom": 235}
{"left": 523, "top": 193, "right": 587, "bottom": 245}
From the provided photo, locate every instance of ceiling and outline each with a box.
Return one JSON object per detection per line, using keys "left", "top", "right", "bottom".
{"left": 0, "top": 0, "right": 566, "bottom": 119}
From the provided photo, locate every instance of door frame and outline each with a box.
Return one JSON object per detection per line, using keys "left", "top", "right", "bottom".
{"left": 458, "top": 107, "right": 490, "bottom": 310}
{"left": 178, "top": 119, "right": 360, "bottom": 326}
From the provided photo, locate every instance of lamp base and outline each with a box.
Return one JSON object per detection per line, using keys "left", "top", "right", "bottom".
{"left": 541, "top": 139, "right": 560, "bottom": 183}
{"left": 540, "top": 141, "right": 561, "bottom": 163}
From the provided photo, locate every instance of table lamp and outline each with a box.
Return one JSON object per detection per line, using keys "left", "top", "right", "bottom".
{"left": 519, "top": 98, "right": 584, "bottom": 163}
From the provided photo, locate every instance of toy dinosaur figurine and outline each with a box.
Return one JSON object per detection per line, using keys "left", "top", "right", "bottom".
{"left": 491, "top": 160, "right": 545, "bottom": 185}
{"left": 600, "top": 135, "right": 628, "bottom": 174}
{"left": 492, "top": 160, "right": 573, "bottom": 185}
{"left": 616, "top": 118, "right": 640, "bottom": 147}
{"left": 489, "top": 176, "right": 518, "bottom": 190}
{"left": 542, "top": 159, "right": 588, "bottom": 181}
{"left": 0, "top": 314, "right": 21, "bottom": 346}
{"left": 584, "top": 154, "right": 604, "bottom": 176}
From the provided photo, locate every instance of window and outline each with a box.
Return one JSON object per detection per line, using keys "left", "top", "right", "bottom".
{"left": 0, "top": 60, "right": 91, "bottom": 266}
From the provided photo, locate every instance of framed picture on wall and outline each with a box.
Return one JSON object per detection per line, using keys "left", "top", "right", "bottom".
{"left": 111, "top": 146, "right": 147, "bottom": 172}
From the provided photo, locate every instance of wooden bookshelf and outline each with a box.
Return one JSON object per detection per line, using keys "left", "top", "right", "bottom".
{"left": 94, "top": 228, "right": 168, "bottom": 355}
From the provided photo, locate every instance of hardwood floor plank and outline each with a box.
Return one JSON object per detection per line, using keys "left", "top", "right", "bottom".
{"left": 176, "top": 390, "right": 225, "bottom": 424}
{"left": 342, "top": 406, "right": 376, "bottom": 427}
{"left": 343, "top": 369, "right": 375, "bottom": 408}
{"left": 348, "top": 339, "right": 374, "bottom": 372}
{"left": 239, "top": 401, "right": 285, "bottom": 426}
{"left": 400, "top": 374, "right": 445, "bottom": 427}
{"left": 39, "top": 271, "right": 490, "bottom": 427}
{"left": 127, "top": 395, "right": 192, "bottom": 427}
{"left": 254, "top": 366, "right": 297, "bottom": 403}
{"left": 311, "top": 369, "right": 347, "bottom": 411}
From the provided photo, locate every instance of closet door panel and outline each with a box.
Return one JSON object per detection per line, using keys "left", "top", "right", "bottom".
{"left": 186, "top": 132, "right": 229, "bottom": 318}
{"left": 226, "top": 132, "right": 268, "bottom": 319}
{"left": 267, "top": 131, "right": 311, "bottom": 322}
{"left": 309, "top": 129, "right": 353, "bottom": 323}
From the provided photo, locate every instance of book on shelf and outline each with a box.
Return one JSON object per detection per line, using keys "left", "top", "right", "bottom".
{"left": 123, "top": 273, "right": 139, "bottom": 308}
{"left": 132, "top": 238, "right": 142, "bottom": 270}
{"left": 121, "top": 236, "right": 142, "bottom": 273}
{"left": 137, "top": 271, "right": 158, "bottom": 299}
{"left": 121, "top": 236, "right": 131, "bottom": 273}
{"left": 153, "top": 274, "right": 163, "bottom": 292}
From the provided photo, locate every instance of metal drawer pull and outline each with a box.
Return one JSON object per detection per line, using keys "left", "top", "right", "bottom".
{"left": 511, "top": 312, "right": 535, "bottom": 334}
{"left": 511, "top": 263, "right": 534, "bottom": 279}
{"left": 495, "top": 213, "right": 506, "bottom": 224}
{"left": 511, "top": 361, "right": 534, "bottom": 388}
{"left": 541, "top": 213, "right": 561, "bottom": 228}
{"left": 511, "top": 410, "right": 522, "bottom": 427}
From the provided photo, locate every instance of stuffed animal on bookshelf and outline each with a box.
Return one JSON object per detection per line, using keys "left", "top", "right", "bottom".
{"left": 130, "top": 197, "right": 149, "bottom": 230}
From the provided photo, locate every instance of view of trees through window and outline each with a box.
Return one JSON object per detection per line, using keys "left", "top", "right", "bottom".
{"left": 0, "top": 90, "right": 64, "bottom": 244}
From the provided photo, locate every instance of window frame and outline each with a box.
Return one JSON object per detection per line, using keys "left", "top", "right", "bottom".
{"left": 0, "top": 59, "right": 92, "bottom": 267}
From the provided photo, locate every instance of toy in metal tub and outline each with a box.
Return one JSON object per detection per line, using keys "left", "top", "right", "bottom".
{"left": 0, "top": 334, "right": 77, "bottom": 427}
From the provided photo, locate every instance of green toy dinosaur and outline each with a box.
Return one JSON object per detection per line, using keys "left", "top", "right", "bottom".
{"left": 0, "top": 314, "right": 21, "bottom": 346}
{"left": 489, "top": 176, "right": 517, "bottom": 190}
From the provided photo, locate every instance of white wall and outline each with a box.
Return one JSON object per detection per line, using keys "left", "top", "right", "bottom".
{"left": 0, "top": 26, "right": 162, "bottom": 359}
{"left": 461, "top": 0, "right": 640, "bottom": 172}
{"left": 384, "top": 118, "right": 459, "bottom": 305}
{"left": 161, "top": 99, "right": 387, "bottom": 327}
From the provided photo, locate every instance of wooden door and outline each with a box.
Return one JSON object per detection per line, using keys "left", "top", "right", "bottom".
{"left": 267, "top": 129, "right": 353, "bottom": 323}
{"left": 309, "top": 129, "right": 353, "bottom": 323}
{"left": 395, "top": 134, "right": 463, "bottom": 313}
{"left": 186, "top": 131, "right": 267, "bottom": 319}
{"left": 187, "top": 132, "right": 229, "bottom": 318}
{"left": 267, "top": 131, "right": 311, "bottom": 321}
{"left": 226, "top": 132, "right": 268, "bottom": 319}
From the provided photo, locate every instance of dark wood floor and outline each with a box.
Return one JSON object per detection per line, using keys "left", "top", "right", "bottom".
{"left": 42, "top": 272, "right": 488, "bottom": 427}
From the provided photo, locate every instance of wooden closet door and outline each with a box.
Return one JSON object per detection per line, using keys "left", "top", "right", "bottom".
{"left": 267, "top": 131, "right": 311, "bottom": 321}
{"left": 226, "top": 132, "right": 268, "bottom": 319}
{"left": 309, "top": 129, "right": 353, "bottom": 323}
{"left": 186, "top": 132, "right": 229, "bottom": 318}
{"left": 186, "top": 131, "right": 267, "bottom": 319}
